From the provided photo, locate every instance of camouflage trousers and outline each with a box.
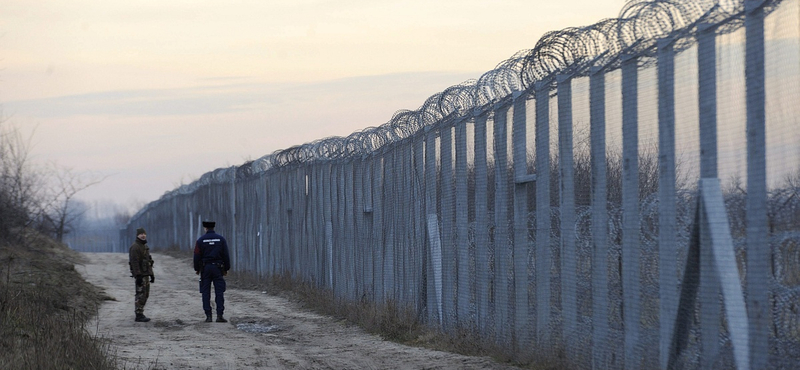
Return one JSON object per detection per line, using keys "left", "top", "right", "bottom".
{"left": 135, "top": 278, "right": 150, "bottom": 314}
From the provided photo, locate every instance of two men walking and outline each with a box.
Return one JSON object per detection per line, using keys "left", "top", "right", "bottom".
{"left": 128, "top": 220, "right": 231, "bottom": 323}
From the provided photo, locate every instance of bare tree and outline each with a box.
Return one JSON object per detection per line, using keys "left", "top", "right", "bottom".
{"left": 0, "top": 121, "right": 46, "bottom": 244}
{"left": 1, "top": 119, "right": 109, "bottom": 245}
{"left": 40, "top": 167, "right": 106, "bottom": 243}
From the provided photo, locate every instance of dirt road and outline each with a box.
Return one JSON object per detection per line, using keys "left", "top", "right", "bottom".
{"left": 77, "top": 252, "right": 517, "bottom": 370}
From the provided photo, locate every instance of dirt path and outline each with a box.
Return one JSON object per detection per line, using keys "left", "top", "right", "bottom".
{"left": 77, "top": 252, "right": 518, "bottom": 370}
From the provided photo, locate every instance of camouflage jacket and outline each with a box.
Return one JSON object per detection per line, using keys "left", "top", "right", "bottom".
{"left": 129, "top": 239, "right": 154, "bottom": 277}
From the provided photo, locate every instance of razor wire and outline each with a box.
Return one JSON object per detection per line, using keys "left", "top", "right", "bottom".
{"left": 126, "top": 0, "right": 778, "bottom": 218}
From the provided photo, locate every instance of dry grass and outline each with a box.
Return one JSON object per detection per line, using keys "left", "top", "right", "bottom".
{"left": 0, "top": 230, "right": 119, "bottom": 370}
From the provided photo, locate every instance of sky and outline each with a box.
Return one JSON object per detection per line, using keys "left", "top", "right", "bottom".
{"left": 1, "top": 0, "right": 625, "bottom": 214}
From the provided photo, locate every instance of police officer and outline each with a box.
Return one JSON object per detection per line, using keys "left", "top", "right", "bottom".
{"left": 194, "top": 221, "right": 231, "bottom": 323}
{"left": 129, "top": 227, "right": 155, "bottom": 322}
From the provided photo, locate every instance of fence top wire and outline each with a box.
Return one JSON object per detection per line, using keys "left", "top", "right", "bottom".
{"left": 130, "top": 0, "right": 782, "bottom": 222}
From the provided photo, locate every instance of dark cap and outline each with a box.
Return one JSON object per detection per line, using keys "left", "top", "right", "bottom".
{"left": 202, "top": 221, "right": 215, "bottom": 229}
{"left": 136, "top": 228, "right": 146, "bottom": 235}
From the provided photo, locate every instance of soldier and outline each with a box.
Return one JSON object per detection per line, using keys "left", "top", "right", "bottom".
{"left": 194, "top": 220, "right": 231, "bottom": 323}
{"left": 129, "top": 227, "right": 155, "bottom": 322}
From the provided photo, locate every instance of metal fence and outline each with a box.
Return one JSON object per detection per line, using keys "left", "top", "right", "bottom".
{"left": 121, "top": 0, "right": 800, "bottom": 368}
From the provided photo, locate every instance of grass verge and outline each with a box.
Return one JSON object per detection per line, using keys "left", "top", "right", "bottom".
{"left": 0, "top": 230, "right": 117, "bottom": 370}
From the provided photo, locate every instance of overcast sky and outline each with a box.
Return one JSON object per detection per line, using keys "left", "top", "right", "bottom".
{"left": 1, "top": 0, "right": 626, "bottom": 212}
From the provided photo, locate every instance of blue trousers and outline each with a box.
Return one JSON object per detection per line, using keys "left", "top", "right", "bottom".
{"left": 200, "top": 263, "right": 226, "bottom": 316}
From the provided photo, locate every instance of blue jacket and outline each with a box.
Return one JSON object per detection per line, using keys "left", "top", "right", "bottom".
{"left": 193, "top": 230, "right": 231, "bottom": 272}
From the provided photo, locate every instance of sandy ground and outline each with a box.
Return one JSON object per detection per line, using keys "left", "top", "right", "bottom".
{"left": 77, "top": 252, "right": 518, "bottom": 370}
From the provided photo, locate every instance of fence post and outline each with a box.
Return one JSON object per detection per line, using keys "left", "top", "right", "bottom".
{"left": 455, "top": 118, "right": 470, "bottom": 326}
{"left": 695, "top": 27, "right": 721, "bottom": 364}
{"left": 306, "top": 166, "right": 314, "bottom": 283}
{"left": 268, "top": 170, "right": 278, "bottom": 275}
{"left": 189, "top": 210, "right": 194, "bottom": 250}
{"left": 401, "top": 144, "right": 414, "bottom": 306}
{"left": 473, "top": 112, "right": 491, "bottom": 335}
{"left": 259, "top": 176, "right": 266, "bottom": 277}
{"left": 413, "top": 136, "right": 427, "bottom": 316}
{"left": 293, "top": 168, "right": 302, "bottom": 276}
{"left": 284, "top": 169, "right": 292, "bottom": 277}
{"left": 230, "top": 171, "right": 237, "bottom": 275}
{"left": 622, "top": 54, "right": 642, "bottom": 370}
{"left": 693, "top": 25, "right": 726, "bottom": 368}
{"left": 328, "top": 165, "right": 338, "bottom": 292}
{"left": 745, "top": 1, "right": 769, "bottom": 368}
{"left": 384, "top": 150, "right": 397, "bottom": 302}
{"left": 441, "top": 125, "right": 455, "bottom": 330}
{"left": 512, "top": 91, "right": 531, "bottom": 354}
{"left": 295, "top": 168, "right": 306, "bottom": 278}
{"left": 372, "top": 155, "right": 385, "bottom": 304}
{"left": 321, "top": 163, "right": 332, "bottom": 289}
{"left": 494, "top": 102, "right": 512, "bottom": 345}
{"left": 172, "top": 199, "right": 179, "bottom": 248}
{"left": 535, "top": 83, "right": 552, "bottom": 348}
{"left": 363, "top": 156, "right": 375, "bottom": 299}
{"left": 346, "top": 161, "right": 356, "bottom": 300}
{"left": 698, "top": 24, "right": 718, "bottom": 180}
{"left": 302, "top": 170, "right": 311, "bottom": 281}
{"left": 398, "top": 145, "right": 410, "bottom": 304}
{"left": 557, "top": 73, "right": 577, "bottom": 357}
{"left": 657, "top": 37, "right": 679, "bottom": 370}
{"left": 277, "top": 169, "right": 287, "bottom": 276}
{"left": 339, "top": 165, "right": 347, "bottom": 294}
{"left": 354, "top": 158, "right": 366, "bottom": 300}
{"left": 425, "top": 129, "right": 442, "bottom": 325}
{"left": 590, "top": 66, "right": 609, "bottom": 370}
{"left": 288, "top": 169, "right": 297, "bottom": 277}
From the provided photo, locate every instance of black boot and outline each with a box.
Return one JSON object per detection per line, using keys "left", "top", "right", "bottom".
{"left": 135, "top": 313, "right": 150, "bottom": 322}
{"left": 216, "top": 315, "right": 227, "bottom": 323}
{"left": 205, "top": 314, "right": 212, "bottom": 323}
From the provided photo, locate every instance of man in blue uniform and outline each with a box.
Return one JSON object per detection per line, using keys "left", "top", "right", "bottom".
{"left": 193, "top": 220, "right": 231, "bottom": 323}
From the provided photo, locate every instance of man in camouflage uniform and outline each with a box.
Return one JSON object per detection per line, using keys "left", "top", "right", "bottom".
{"left": 129, "top": 227, "right": 155, "bottom": 322}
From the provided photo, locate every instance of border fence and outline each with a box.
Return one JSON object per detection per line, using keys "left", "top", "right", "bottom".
{"left": 121, "top": 0, "right": 800, "bottom": 368}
